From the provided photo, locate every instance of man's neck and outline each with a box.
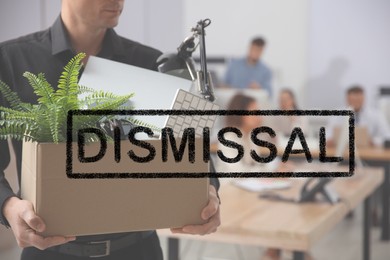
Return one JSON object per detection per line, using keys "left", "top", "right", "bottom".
{"left": 354, "top": 106, "right": 363, "bottom": 113}
{"left": 61, "top": 15, "right": 106, "bottom": 57}
{"left": 241, "top": 125, "right": 252, "bottom": 135}
{"left": 246, "top": 57, "right": 258, "bottom": 66}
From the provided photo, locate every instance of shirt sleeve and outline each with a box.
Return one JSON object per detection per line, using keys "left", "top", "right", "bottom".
{"left": 223, "top": 60, "right": 234, "bottom": 86}
{"left": 0, "top": 48, "right": 17, "bottom": 227}
{"left": 209, "top": 159, "right": 220, "bottom": 189}
{"left": 0, "top": 140, "right": 14, "bottom": 227}
{"left": 262, "top": 67, "right": 272, "bottom": 97}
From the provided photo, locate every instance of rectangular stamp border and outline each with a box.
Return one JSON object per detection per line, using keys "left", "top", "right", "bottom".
{"left": 66, "top": 109, "right": 355, "bottom": 179}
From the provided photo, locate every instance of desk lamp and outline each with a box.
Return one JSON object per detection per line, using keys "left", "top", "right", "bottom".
{"left": 157, "top": 19, "right": 215, "bottom": 102}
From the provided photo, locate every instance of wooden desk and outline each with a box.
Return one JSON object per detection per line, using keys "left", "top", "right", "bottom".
{"left": 280, "top": 146, "right": 390, "bottom": 241}
{"left": 210, "top": 143, "right": 390, "bottom": 241}
{"left": 158, "top": 168, "right": 383, "bottom": 260}
{"left": 210, "top": 142, "right": 390, "bottom": 161}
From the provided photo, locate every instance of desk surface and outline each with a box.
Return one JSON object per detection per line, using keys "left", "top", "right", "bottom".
{"left": 210, "top": 142, "right": 390, "bottom": 161}
{"left": 158, "top": 168, "right": 383, "bottom": 251}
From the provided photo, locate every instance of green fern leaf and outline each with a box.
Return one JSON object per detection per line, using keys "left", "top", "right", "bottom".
{"left": 0, "top": 80, "right": 24, "bottom": 110}
{"left": 90, "top": 94, "right": 134, "bottom": 111}
{"left": 0, "top": 106, "right": 37, "bottom": 122}
{"left": 23, "top": 72, "right": 55, "bottom": 106}
{"left": 56, "top": 53, "right": 85, "bottom": 102}
{"left": 77, "top": 85, "right": 96, "bottom": 95}
{"left": 126, "top": 118, "right": 161, "bottom": 133}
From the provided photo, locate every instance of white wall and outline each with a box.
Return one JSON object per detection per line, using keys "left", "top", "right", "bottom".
{"left": 183, "top": 0, "right": 309, "bottom": 103}
{"left": 2, "top": 0, "right": 389, "bottom": 110}
{"left": 306, "top": 0, "right": 390, "bottom": 109}
{"left": 0, "top": 0, "right": 181, "bottom": 52}
{"left": 0, "top": 0, "right": 42, "bottom": 42}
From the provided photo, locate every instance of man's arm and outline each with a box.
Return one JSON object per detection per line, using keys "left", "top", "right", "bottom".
{"left": 222, "top": 60, "right": 235, "bottom": 88}
{"left": 0, "top": 46, "right": 76, "bottom": 249}
{"left": 0, "top": 139, "right": 15, "bottom": 227}
{"left": 209, "top": 159, "right": 220, "bottom": 192}
{"left": 0, "top": 49, "right": 18, "bottom": 227}
{"left": 262, "top": 67, "right": 272, "bottom": 97}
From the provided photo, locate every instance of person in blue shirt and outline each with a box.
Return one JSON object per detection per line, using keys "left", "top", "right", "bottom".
{"left": 223, "top": 37, "right": 273, "bottom": 97}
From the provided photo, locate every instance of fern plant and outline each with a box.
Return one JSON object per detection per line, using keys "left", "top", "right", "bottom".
{"left": 0, "top": 53, "right": 154, "bottom": 143}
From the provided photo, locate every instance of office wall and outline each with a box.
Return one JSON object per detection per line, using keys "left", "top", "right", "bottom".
{"left": 0, "top": 0, "right": 42, "bottom": 42}
{"left": 118, "top": 0, "right": 184, "bottom": 52}
{"left": 2, "top": 1, "right": 389, "bottom": 109}
{"left": 306, "top": 0, "right": 390, "bottom": 109}
{"left": 183, "top": 0, "right": 309, "bottom": 103}
{"left": 0, "top": 0, "right": 181, "bottom": 52}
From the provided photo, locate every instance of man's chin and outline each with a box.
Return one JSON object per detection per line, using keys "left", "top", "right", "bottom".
{"left": 248, "top": 58, "right": 259, "bottom": 65}
{"left": 105, "top": 20, "right": 120, "bottom": 29}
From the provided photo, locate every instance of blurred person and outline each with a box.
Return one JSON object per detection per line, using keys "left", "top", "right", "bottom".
{"left": 223, "top": 37, "right": 273, "bottom": 97}
{"left": 217, "top": 93, "right": 279, "bottom": 172}
{"left": 327, "top": 85, "right": 390, "bottom": 147}
{"left": 0, "top": 0, "right": 220, "bottom": 259}
{"left": 218, "top": 94, "right": 312, "bottom": 260}
{"left": 273, "top": 88, "right": 308, "bottom": 137}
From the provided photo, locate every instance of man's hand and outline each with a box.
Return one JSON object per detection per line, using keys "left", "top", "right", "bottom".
{"left": 3, "top": 196, "right": 75, "bottom": 250}
{"left": 171, "top": 185, "right": 221, "bottom": 235}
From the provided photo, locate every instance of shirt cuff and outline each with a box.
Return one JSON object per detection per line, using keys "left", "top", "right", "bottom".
{"left": 0, "top": 192, "right": 17, "bottom": 228}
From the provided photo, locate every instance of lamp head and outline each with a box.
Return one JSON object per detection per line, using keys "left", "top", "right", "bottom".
{"left": 156, "top": 18, "right": 215, "bottom": 102}
{"left": 157, "top": 53, "right": 196, "bottom": 81}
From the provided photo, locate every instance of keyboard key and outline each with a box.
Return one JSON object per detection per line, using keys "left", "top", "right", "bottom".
{"left": 182, "top": 101, "right": 190, "bottom": 109}
{"left": 177, "top": 90, "right": 186, "bottom": 102}
{"left": 190, "top": 97, "right": 200, "bottom": 108}
{"left": 167, "top": 118, "right": 175, "bottom": 126}
{"left": 185, "top": 93, "right": 193, "bottom": 102}
{"left": 174, "top": 125, "right": 181, "bottom": 133}
{"left": 184, "top": 116, "right": 192, "bottom": 124}
{"left": 198, "top": 99, "right": 206, "bottom": 109}
{"left": 173, "top": 102, "right": 181, "bottom": 109}
{"left": 206, "top": 120, "right": 214, "bottom": 128}
{"left": 176, "top": 116, "right": 184, "bottom": 125}
{"left": 190, "top": 121, "right": 198, "bottom": 128}
{"left": 166, "top": 89, "right": 220, "bottom": 138}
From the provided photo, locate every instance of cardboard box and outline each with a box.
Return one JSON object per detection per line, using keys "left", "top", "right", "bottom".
{"left": 21, "top": 139, "right": 209, "bottom": 237}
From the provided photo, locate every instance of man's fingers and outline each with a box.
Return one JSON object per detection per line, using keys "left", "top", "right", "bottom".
{"left": 21, "top": 209, "right": 45, "bottom": 233}
{"left": 182, "top": 210, "right": 221, "bottom": 236}
{"left": 171, "top": 185, "right": 221, "bottom": 236}
{"left": 201, "top": 187, "right": 219, "bottom": 220}
{"left": 201, "top": 199, "right": 218, "bottom": 220}
{"left": 25, "top": 232, "right": 75, "bottom": 250}
{"left": 170, "top": 228, "right": 183, "bottom": 234}
{"left": 182, "top": 221, "right": 215, "bottom": 235}
{"left": 41, "top": 236, "right": 76, "bottom": 249}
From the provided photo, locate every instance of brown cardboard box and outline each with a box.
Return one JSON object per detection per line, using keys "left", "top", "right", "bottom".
{"left": 21, "top": 139, "right": 209, "bottom": 237}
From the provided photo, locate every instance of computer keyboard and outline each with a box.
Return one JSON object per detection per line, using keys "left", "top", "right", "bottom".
{"left": 164, "top": 89, "right": 219, "bottom": 137}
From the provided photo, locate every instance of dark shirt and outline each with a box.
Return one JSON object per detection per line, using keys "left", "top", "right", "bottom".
{"left": 0, "top": 15, "right": 162, "bottom": 240}
{"left": 0, "top": 16, "right": 218, "bottom": 242}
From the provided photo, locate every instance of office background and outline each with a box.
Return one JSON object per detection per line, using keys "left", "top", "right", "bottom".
{"left": 1, "top": 0, "right": 389, "bottom": 109}
{"left": 1, "top": 1, "right": 390, "bottom": 259}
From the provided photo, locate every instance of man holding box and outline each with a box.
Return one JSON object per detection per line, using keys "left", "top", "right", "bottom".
{"left": 0, "top": 0, "right": 221, "bottom": 259}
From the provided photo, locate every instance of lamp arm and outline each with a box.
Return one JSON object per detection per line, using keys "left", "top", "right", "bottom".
{"left": 193, "top": 19, "right": 215, "bottom": 102}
